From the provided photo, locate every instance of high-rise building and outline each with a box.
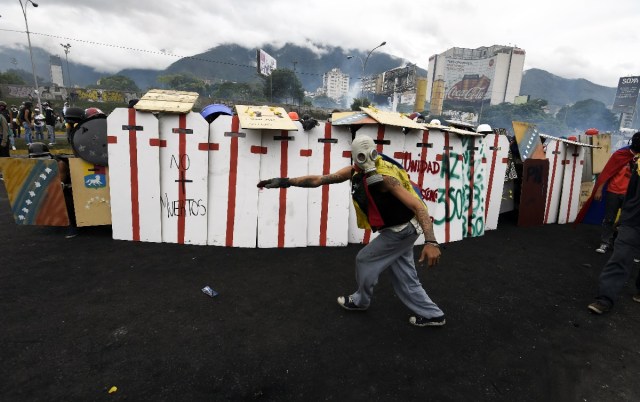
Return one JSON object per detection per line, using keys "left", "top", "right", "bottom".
{"left": 322, "top": 68, "right": 350, "bottom": 101}
{"left": 426, "top": 45, "right": 526, "bottom": 109}
{"left": 50, "top": 56, "right": 64, "bottom": 87}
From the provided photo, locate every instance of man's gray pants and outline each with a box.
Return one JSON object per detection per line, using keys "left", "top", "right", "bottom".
{"left": 596, "top": 225, "right": 640, "bottom": 306}
{"left": 350, "top": 223, "right": 444, "bottom": 318}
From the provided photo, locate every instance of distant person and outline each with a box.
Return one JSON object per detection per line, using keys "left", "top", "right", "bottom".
{"left": 0, "top": 101, "right": 14, "bottom": 154}
{"left": 43, "top": 102, "right": 57, "bottom": 145}
{"left": 21, "top": 101, "right": 35, "bottom": 145}
{"left": 576, "top": 136, "right": 637, "bottom": 253}
{"left": 0, "top": 103, "right": 11, "bottom": 158}
{"left": 10, "top": 105, "right": 21, "bottom": 138}
{"left": 587, "top": 132, "right": 640, "bottom": 314}
{"left": 34, "top": 107, "right": 45, "bottom": 141}
{"left": 257, "top": 135, "right": 446, "bottom": 327}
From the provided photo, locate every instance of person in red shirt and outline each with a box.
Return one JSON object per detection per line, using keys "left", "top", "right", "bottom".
{"left": 577, "top": 139, "right": 637, "bottom": 254}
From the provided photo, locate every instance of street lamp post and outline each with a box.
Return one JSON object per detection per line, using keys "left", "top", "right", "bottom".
{"left": 348, "top": 41, "right": 386, "bottom": 100}
{"left": 60, "top": 43, "right": 72, "bottom": 89}
{"left": 18, "top": 0, "right": 41, "bottom": 110}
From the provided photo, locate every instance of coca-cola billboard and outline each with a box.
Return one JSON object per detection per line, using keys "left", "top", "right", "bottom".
{"left": 444, "top": 57, "right": 495, "bottom": 105}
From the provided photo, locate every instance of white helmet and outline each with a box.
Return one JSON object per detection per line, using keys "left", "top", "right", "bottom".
{"left": 429, "top": 119, "right": 442, "bottom": 125}
{"left": 476, "top": 124, "right": 493, "bottom": 134}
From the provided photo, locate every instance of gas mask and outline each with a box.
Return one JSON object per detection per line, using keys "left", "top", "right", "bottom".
{"left": 352, "top": 135, "right": 383, "bottom": 186}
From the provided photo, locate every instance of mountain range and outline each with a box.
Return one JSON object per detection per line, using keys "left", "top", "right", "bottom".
{"left": 0, "top": 43, "right": 619, "bottom": 109}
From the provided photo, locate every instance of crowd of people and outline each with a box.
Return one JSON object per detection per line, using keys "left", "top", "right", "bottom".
{"left": 0, "top": 100, "right": 66, "bottom": 157}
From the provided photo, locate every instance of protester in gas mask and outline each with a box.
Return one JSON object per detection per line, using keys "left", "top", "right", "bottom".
{"left": 257, "top": 135, "right": 445, "bottom": 327}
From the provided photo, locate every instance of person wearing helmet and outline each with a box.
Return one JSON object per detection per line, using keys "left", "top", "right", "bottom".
{"left": 476, "top": 123, "right": 493, "bottom": 135}
{"left": 43, "top": 102, "right": 57, "bottom": 145}
{"left": 257, "top": 135, "right": 446, "bottom": 327}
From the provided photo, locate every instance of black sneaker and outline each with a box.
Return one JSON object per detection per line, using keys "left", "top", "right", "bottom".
{"left": 633, "top": 294, "right": 640, "bottom": 303}
{"left": 595, "top": 243, "right": 610, "bottom": 254}
{"left": 587, "top": 300, "right": 611, "bottom": 314}
{"left": 337, "top": 295, "right": 367, "bottom": 311}
{"left": 409, "top": 314, "right": 446, "bottom": 327}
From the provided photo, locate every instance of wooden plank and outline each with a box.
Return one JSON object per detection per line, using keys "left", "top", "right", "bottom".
{"left": 482, "top": 134, "right": 509, "bottom": 230}
{"left": 134, "top": 89, "right": 199, "bottom": 113}
{"left": 558, "top": 145, "right": 586, "bottom": 224}
{"left": 518, "top": 159, "right": 549, "bottom": 227}
{"left": 543, "top": 139, "right": 567, "bottom": 224}
{"left": 236, "top": 105, "right": 297, "bottom": 131}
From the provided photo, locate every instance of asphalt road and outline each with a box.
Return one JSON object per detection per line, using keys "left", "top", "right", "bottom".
{"left": 1, "top": 183, "right": 639, "bottom": 401}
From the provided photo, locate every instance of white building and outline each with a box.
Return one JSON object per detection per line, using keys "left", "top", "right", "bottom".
{"left": 49, "top": 56, "right": 64, "bottom": 87}
{"left": 426, "top": 45, "right": 526, "bottom": 107}
{"left": 322, "top": 68, "right": 350, "bottom": 101}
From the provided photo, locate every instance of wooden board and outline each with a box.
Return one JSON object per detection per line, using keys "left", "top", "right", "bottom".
{"left": 134, "top": 89, "right": 198, "bottom": 114}
{"left": 206, "top": 115, "right": 262, "bottom": 248}
{"left": 591, "top": 134, "right": 611, "bottom": 174}
{"left": 360, "top": 106, "right": 424, "bottom": 129}
{"left": 579, "top": 181, "right": 595, "bottom": 212}
{"left": 348, "top": 124, "right": 406, "bottom": 244}
{"left": 330, "top": 112, "right": 377, "bottom": 126}
{"left": 107, "top": 108, "right": 162, "bottom": 242}
{"left": 402, "top": 127, "right": 445, "bottom": 244}
{"left": 2, "top": 158, "right": 69, "bottom": 226}
{"left": 305, "top": 121, "right": 351, "bottom": 247}
{"left": 159, "top": 112, "right": 209, "bottom": 245}
{"left": 257, "top": 124, "right": 309, "bottom": 248}
{"left": 558, "top": 145, "right": 586, "bottom": 224}
{"left": 69, "top": 158, "right": 111, "bottom": 227}
{"left": 236, "top": 105, "right": 297, "bottom": 131}
{"left": 518, "top": 159, "right": 549, "bottom": 227}
{"left": 543, "top": 139, "right": 566, "bottom": 224}
{"left": 482, "top": 134, "right": 509, "bottom": 231}
{"left": 461, "top": 134, "right": 486, "bottom": 238}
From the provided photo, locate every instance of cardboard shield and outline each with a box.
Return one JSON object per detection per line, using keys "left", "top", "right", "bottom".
{"left": 558, "top": 145, "right": 586, "bottom": 224}
{"left": 543, "top": 139, "right": 567, "bottom": 224}
{"left": 107, "top": 108, "right": 162, "bottom": 242}
{"left": 257, "top": 124, "right": 309, "bottom": 248}
{"left": 69, "top": 158, "right": 111, "bottom": 226}
{"left": 2, "top": 158, "right": 69, "bottom": 226}
{"left": 206, "top": 115, "right": 262, "bottom": 248}
{"left": 482, "top": 134, "right": 510, "bottom": 231}
{"left": 71, "top": 116, "right": 108, "bottom": 166}
{"left": 461, "top": 134, "right": 486, "bottom": 238}
{"left": 159, "top": 112, "right": 209, "bottom": 244}
{"left": 306, "top": 121, "right": 351, "bottom": 247}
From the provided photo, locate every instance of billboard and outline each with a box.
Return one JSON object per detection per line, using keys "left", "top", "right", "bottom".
{"left": 612, "top": 76, "right": 640, "bottom": 114}
{"left": 257, "top": 49, "right": 277, "bottom": 77}
{"left": 444, "top": 57, "right": 495, "bottom": 105}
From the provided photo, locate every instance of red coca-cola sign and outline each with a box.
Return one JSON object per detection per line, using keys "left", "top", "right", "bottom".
{"left": 446, "top": 74, "right": 491, "bottom": 102}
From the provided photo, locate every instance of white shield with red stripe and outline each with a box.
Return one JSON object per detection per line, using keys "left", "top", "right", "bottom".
{"left": 207, "top": 115, "right": 262, "bottom": 247}
{"left": 402, "top": 128, "right": 445, "bottom": 245}
{"left": 461, "top": 135, "right": 486, "bottom": 238}
{"left": 158, "top": 112, "right": 209, "bottom": 244}
{"left": 430, "top": 131, "right": 465, "bottom": 243}
{"left": 348, "top": 125, "right": 407, "bottom": 244}
{"left": 257, "top": 125, "right": 309, "bottom": 248}
{"left": 107, "top": 108, "right": 162, "bottom": 242}
{"left": 543, "top": 139, "right": 567, "bottom": 224}
{"left": 558, "top": 144, "right": 585, "bottom": 224}
{"left": 482, "top": 134, "right": 510, "bottom": 230}
{"left": 306, "top": 122, "right": 351, "bottom": 247}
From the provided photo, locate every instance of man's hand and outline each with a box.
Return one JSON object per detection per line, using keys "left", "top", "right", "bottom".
{"left": 418, "top": 244, "right": 441, "bottom": 267}
{"left": 257, "top": 178, "right": 290, "bottom": 189}
{"left": 594, "top": 186, "right": 603, "bottom": 201}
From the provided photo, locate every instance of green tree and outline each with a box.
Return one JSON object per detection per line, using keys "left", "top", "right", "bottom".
{"left": 481, "top": 99, "right": 567, "bottom": 135}
{"left": 0, "top": 70, "right": 26, "bottom": 85}
{"left": 92, "top": 75, "right": 140, "bottom": 92}
{"left": 212, "top": 82, "right": 264, "bottom": 101}
{"left": 558, "top": 99, "right": 618, "bottom": 132}
{"left": 157, "top": 73, "right": 210, "bottom": 95}
{"left": 263, "top": 69, "right": 304, "bottom": 104}
{"left": 313, "top": 95, "right": 340, "bottom": 109}
{"left": 350, "top": 97, "right": 371, "bottom": 111}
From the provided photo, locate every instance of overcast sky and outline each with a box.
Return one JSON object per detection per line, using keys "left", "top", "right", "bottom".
{"left": 1, "top": 0, "right": 638, "bottom": 87}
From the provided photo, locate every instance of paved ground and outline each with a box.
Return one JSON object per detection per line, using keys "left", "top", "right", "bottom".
{"left": 1, "top": 184, "right": 640, "bottom": 401}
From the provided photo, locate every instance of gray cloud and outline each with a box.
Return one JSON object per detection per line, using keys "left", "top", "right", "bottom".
{"left": 1, "top": 0, "right": 638, "bottom": 86}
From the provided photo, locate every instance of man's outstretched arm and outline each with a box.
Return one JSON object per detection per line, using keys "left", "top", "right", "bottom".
{"left": 257, "top": 165, "right": 352, "bottom": 189}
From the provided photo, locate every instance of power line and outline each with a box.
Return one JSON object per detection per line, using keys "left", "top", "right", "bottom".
{"left": 0, "top": 28, "right": 324, "bottom": 77}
